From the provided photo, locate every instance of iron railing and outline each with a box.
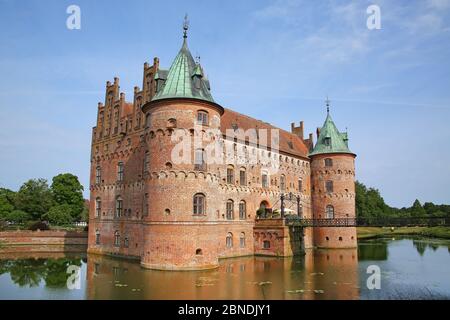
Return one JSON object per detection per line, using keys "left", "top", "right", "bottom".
{"left": 283, "top": 216, "right": 450, "bottom": 227}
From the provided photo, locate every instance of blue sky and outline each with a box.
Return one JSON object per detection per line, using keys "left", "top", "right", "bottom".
{"left": 0, "top": 0, "right": 449, "bottom": 207}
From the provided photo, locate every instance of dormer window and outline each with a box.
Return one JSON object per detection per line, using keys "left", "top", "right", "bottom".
{"left": 324, "top": 137, "right": 331, "bottom": 146}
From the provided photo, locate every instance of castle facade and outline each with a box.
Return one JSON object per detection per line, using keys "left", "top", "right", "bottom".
{"left": 88, "top": 26, "right": 357, "bottom": 270}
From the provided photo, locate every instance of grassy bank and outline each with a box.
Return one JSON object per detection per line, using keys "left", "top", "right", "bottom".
{"left": 357, "top": 226, "right": 450, "bottom": 240}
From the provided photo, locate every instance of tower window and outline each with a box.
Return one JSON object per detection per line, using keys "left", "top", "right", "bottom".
{"left": 298, "top": 179, "right": 303, "bottom": 192}
{"left": 263, "top": 240, "right": 270, "bottom": 249}
{"left": 226, "top": 166, "right": 234, "bottom": 184}
{"left": 95, "top": 229, "right": 100, "bottom": 245}
{"left": 145, "top": 114, "right": 151, "bottom": 128}
{"left": 262, "top": 173, "right": 268, "bottom": 188}
{"left": 240, "top": 232, "right": 246, "bottom": 248}
{"left": 326, "top": 180, "right": 333, "bottom": 193}
{"left": 95, "top": 166, "right": 101, "bottom": 184}
{"left": 143, "top": 151, "right": 150, "bottom": 173}
{"left": 95, "top": 197, "right": 101, "bottom": 218}
{"left": 324, "top": 158, "right": 333, "bottom": 167}
{"left": 115, "top": 196, "right": 123, "bottom": 218}
{"left": 324, "top": 137, "right": 331, "bottom": 146}
{"left": 194, "top": 149, "right": 206, "bottom": 171}
{"left": 114, "top": 231, "right": 120, "bottom": 247}
{"left": 143, "top": 193, "right": 149, "bottom": 216}
{"left": 193, "top": 193, "right": 206, "bottom": 215}
{"left": 239, "top": 201, "right": 246, "bottom": 220}
{"left": 326, "top": 205, "right": 335, "bottom": 219}
{"left": 124, "top": 237, "right": 129, "bottom": 248}
{"left": 226, "top": 200, "right": 234, "bottom": 220}
{"left": 197, "top": 110, "right": 209, "bottom": 126}
{"left": 117, "top": 162, "right": 124, "bottom": 181}
{"left": 226, "top": 233, "right": 233, "bottom": 248}
{"left": 239, "top": 168, "right": 246, "bottom": 186}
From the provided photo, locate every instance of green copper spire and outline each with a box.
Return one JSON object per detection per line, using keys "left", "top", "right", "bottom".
{"left": 309, "top": 100, "right": 353, "bottom": 157}
{"left": 152, "top": 16, "right": 215, "bottom": 103}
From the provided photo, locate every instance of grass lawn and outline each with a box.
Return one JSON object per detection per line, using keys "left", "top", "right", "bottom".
{"left": 357, "top": 226, "right": 450, "bottom": 240}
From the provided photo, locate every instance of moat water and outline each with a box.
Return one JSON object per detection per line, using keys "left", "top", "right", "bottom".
{"left": 0, "top": 237, "right": 449, "bottom": 299}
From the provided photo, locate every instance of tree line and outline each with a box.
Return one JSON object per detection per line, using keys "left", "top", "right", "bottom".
{"left": 355, "top": 181, "right": 450, "bottom": 218}
{"left": 0, "top": 173, "right": 87, "bottom": 227}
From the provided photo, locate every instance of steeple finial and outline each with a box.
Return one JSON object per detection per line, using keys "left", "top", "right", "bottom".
{"left": 183, "top": 14, "right": 189, "bottom": 39}
{"left": 325, "top": 96, "right": 330, "bottom": 114}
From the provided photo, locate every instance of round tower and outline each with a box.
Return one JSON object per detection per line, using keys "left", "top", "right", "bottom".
{"left": 310, "top": 103, "right": 357, "bottom": 248}
{"left": 139, "top": 19, "right": 225, "bottom": 270}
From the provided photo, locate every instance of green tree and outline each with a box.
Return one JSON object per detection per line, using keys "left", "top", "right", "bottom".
{"left": 0, "top": 188, "right": 15, "bottom": 220}
{"left": 50, "top": 174, "right": 84, "bottom": 221}
{"left": 410, "top": 199, "right": 427, "bottom": 217}
{"left": 14, "top": 179, "right": 53, "bottom": 220}
{"left": 44, "top": 204, "right": 74, "bottom": 226}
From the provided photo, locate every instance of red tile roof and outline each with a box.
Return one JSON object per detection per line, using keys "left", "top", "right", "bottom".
{"left": 220, "top": 108, "right": 309, "bottom": 158}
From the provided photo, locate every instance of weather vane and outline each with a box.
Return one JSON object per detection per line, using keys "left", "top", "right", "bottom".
{"left": 183, "top": 14, "right": 189, "bottom": 39}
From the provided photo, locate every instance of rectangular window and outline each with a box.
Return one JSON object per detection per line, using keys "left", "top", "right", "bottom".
{"left": 263, "top": 240, "right": 270, "bottom": 249}
{"left": 116, "top": 200, "right": 123, "bottom": 218}
{"left": 226, "top": 202, "right": 234, "bottom": 220}
{"left": 239, "top": 170, "right": 246, "bottom": 186}
{"left": 262, "top": 174, "right": 268, "bottom": 188}
{"left": 227, "top": 168, "right": 234, "bottom": 184}
{"left": 240, "top": 237, "right": 245, "bottom": 248}
{"left": 326, "top": 180, "right": 333, "bottom": 193}
{"left": 197, "top": 111, "right": 208, "bottom": 126}
{"left": 298, "top": 179, "right": 303, "bottom": 192}
{"left": 95, "top": 167, "right": 101, "bottom": 184}
{"left": 280, "top": 175, "right": 286, "bottom": 192}
{"left": 117, "top": 162, "right": 124, "bottom": 181}
{"left": 95, "top": 199, "right": 101, "bottom": 218}
{"left": 239, "top": 202, "right": 246, "bottom": 220}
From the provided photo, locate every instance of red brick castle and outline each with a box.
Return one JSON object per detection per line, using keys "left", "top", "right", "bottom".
{"left": 88, "top": 21, "right": 357, "bottom": 270}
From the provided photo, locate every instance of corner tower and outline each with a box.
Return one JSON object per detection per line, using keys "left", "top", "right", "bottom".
{"left": 140, "top": 17, "right": 224, "bottom": 270}
{"left": 310, "top": 101, "right": 357, "bottom": 248}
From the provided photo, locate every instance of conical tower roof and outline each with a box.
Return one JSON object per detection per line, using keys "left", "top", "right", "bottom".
{"left": 152, "top": 34, "right": 214, "bottom": 103}
{"left": 309, "top": 111, "right": 353, "bottom": 157}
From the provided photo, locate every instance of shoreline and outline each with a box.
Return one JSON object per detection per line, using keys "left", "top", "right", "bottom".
{"left": 357, "top": 226, "right": 450, "bottom": 240}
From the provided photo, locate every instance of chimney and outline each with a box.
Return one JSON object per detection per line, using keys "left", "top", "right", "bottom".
{"left": 316, "top": 127, "right": 321, "bottom": 139}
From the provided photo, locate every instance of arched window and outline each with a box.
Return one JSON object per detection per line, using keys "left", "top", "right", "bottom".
{"left": 239, "top": 167, "right": 246, "bottom": 186}
{"left": 226, "top": 233, "right": 233, "bottom": 248}
{"left": 193, "top": 193, "right": 205, "bottom": 215}
{"left": 124, "top": 237, "right": 129, "bottom": 248}
{"left": 226, "top": 165, "right": 234, "bottom": 184}
{"left": 143, "top": 151, "right": 150, "bottom": 173}
{"left": 326, "top": 180, "right": 333, "bottom": 193}
{"left": 326, "top": 205, "right": 334, "bottom": 219}
{"left": 197, "top": 110, "right": 209, "bottom": 126}
{"left": 280, "top": 174, "right": 286, "bottom": 192}
{"left": 194, "top": 149, "right": 206, "bottom": 171}
{"left": 95, "top": 197, "right": 101, "bottom": 218}
{"left": 226, "top": 200, "right": 234, "bottom": 220}
{"left": 95, "top": 166, "right": 101, "bottom": 184}
{"left": 114, "top": 231, "right": 120, "bottom": 247}
{"left": 95, "top": 229, "right": 100, "bottom": 245}
{"left": 240, "top": 232, "right": 246, "bottom": 248}
{"left": 117, "top": 162, "right": 124, "bottom": 181}
{"left": 325, "top": 158, "right": 333, "bottom": 167}
{"left": 239, "top": 200, "right": 246, "bottom": 220}
{"left": 115, "top": 196, "right": 123, "bottom": 218}
{"left": 196, "top": 248, "right": 202, "bottom": 255}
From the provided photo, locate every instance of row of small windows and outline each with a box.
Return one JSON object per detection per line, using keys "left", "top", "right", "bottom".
{"left": 226, "top": 232, "right": 246, "bottom": 248}
{"left": 94, "top": 230, "right": 130, "bottom": 248}
{"left": 95, "top": 151, "right": 150, "bottom": 184}
{"left": 144, "top": 110, "right": 209, "bottom": 130}
{"left": 95, "top": 194, "right": 149, "bottom": 218}
{"left": 193, "top": 194, "right": 248, "bottom": 219}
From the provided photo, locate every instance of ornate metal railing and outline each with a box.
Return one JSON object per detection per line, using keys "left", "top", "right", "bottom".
{"left": 283, "top": 216, "right": 450, "bottom": 227}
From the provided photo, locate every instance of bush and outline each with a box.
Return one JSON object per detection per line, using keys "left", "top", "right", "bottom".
{"left": 28, "top": 221, "right": 50, "bottom": 231}
{"left": 7, "top": 210, "right": 31, "bottom": 224}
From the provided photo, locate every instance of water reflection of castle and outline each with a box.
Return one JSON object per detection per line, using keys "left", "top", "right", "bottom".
{"left": 85, "top": 250, "right": 360, "bottom": 300}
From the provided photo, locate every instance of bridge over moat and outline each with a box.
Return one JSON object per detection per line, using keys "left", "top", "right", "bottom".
{"left": 282, "top": 216, "right": 450, "bottom": 227}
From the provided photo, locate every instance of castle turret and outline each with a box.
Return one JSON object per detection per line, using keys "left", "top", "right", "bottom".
{"left": 310, "top": 102, "right": 357, "bottom": 248}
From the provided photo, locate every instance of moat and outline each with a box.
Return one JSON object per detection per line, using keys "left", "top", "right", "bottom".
{"left": 1, "top": 237, "right": 449, "bottom": 299}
